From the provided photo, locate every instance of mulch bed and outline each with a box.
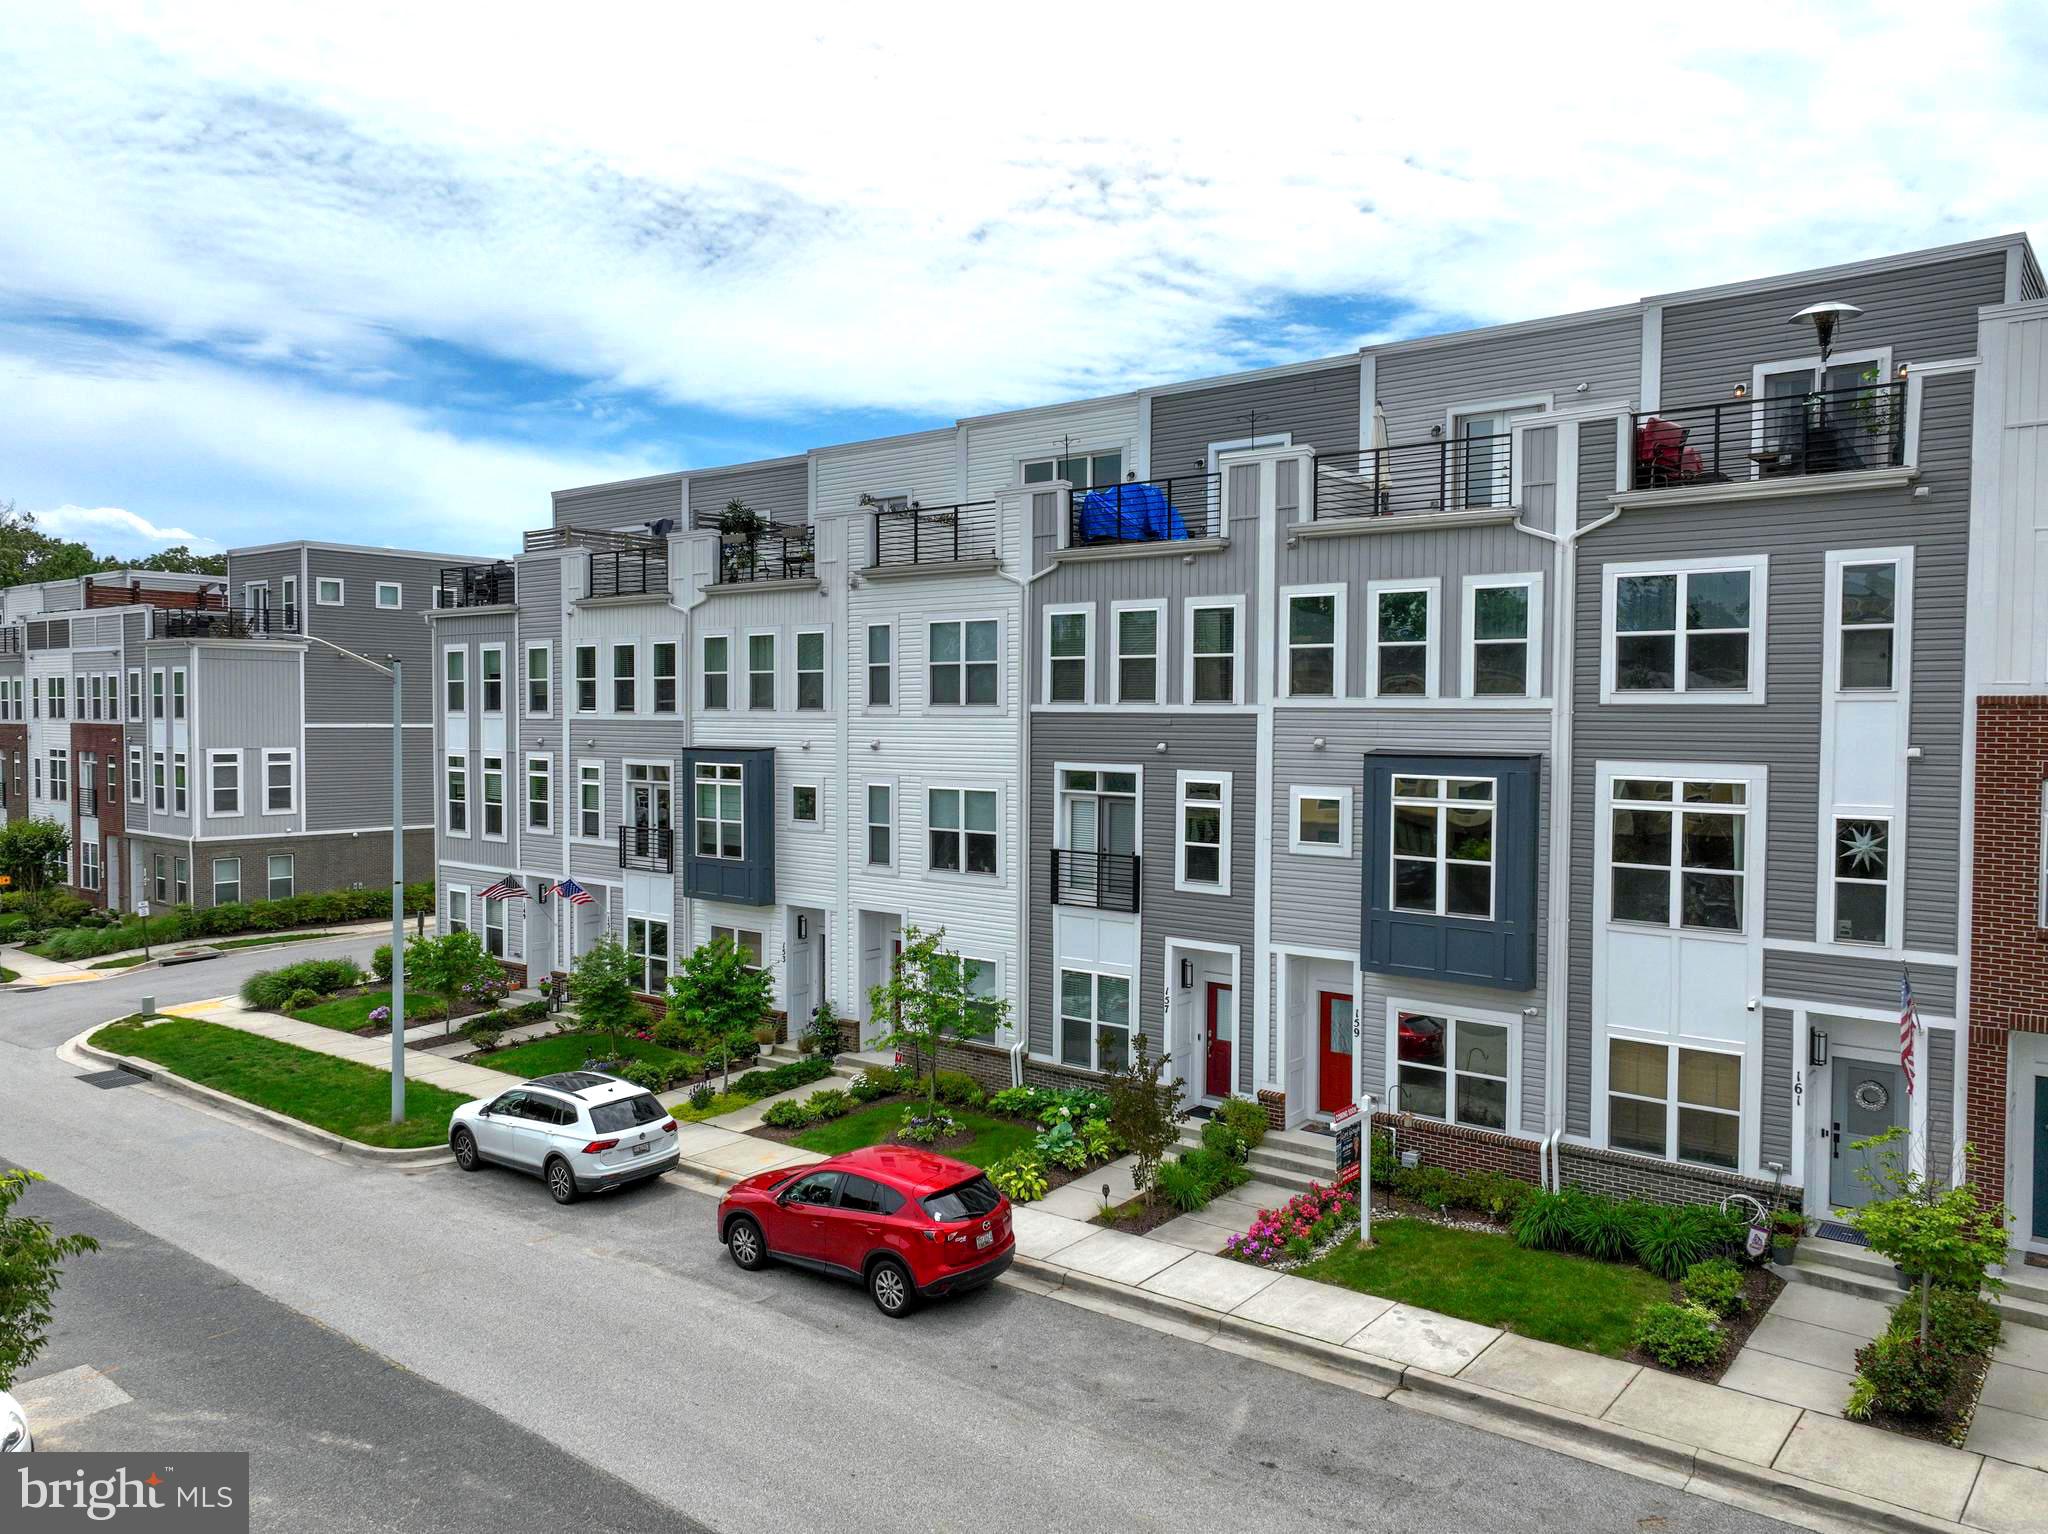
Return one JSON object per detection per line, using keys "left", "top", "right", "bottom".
{"left": 1093, "top": 1194, "right": 1184, "bottom": 1238}
{"left": 1624, "top": 1262, "right": 1785, "bottom": 1385}
{"left": 1855, "top": 1351, "right": 1993, "bottom": 1447}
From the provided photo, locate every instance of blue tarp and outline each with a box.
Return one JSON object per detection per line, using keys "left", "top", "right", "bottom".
{"left": 1076, "top": 481, "right": 1188, "bottom": 542}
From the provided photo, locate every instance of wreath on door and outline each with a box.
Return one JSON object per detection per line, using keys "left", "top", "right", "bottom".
{"left": 1852, "top": 1079, "right": 1890, "bottom": 1113}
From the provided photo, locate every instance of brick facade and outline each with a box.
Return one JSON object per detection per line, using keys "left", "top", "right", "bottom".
{"left": 0, "top": 722, "right": 25, "bottom": 824}
{"left": 69, "top": 722, "right": 124, "bottom": 909}
{"left": 1374, "top": 1114, "right": 1542, "bottom": 1182}
{"left": 1966, "top": 694, "right": 2048, "bottom": 1207}
{"left": 126, "top": 828, "right": 435, "bottom": 913}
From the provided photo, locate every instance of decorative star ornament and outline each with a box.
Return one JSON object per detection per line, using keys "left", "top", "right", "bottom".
{"left": 1842, "top": 823, "right": 1885, "bottom": 872}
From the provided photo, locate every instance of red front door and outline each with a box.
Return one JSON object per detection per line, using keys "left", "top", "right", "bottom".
{"left": 1205, "top": 983, "right": 1232, "bottom": 1097}
{"left": 1317, "top": 992, "right": 1356, "bottom": 1114}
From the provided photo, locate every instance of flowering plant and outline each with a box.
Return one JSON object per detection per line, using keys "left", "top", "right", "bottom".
{"left": 369, "top": 1005, "right": 391, "bottom": 1026}
{"left": 1222, "top": 1180, "right": 1359, "bottom": 1267}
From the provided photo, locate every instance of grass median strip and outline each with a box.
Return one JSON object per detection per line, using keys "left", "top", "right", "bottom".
{"left": 479, "top": 1031, "right": 694, "bottom": 1078}
{"left": 90, "top": 1014, "right": 468, "bottom": 1149}
{"left": 89, "top": 955, "right": 151, "bottom": 970}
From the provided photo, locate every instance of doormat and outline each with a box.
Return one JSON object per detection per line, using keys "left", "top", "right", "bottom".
{"left": 1813, "top": 1221, "right": 1868, "bottom": 1246}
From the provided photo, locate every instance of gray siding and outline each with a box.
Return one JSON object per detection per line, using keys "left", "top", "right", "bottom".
{"left": 1029, "top": 712, "right": 1256, "bottom": 1094}
{"left": 687, "top": 460, "right": 809, "bottom": 529}
{"left": 1764, "top": 949, "right": 1956, "bottom": 1016}
{"left": 1578, "top": 418, "right": 1619, "bottom": 521}
{"left": 552, "top": 473, "right": 684, "bottom": 532}
{"left": 1150, "top": 361, "right": 1360, "bottom": 475}
{"left": 303, "top": 548, "right": 443, "bottom": 725}
{"left": 225, "top": 548, "right": 303, "bottom": 614}
{"left": 193, "top": 647, "right": 302, "bottom": 840}
{"left": 1926, "top": 1028, "right": 1955, "bottom": 1188}
{"left": 306, "top": 725, "right": 433, "bottom": 833}
{"left": 1659, "top": 251, "right": 2005, "bottom": 409}
{"left": 1761, "top": 1008, "right": 1794, "bottom": 1167}
{"left": 1375, "top": 310, "right": 1641, "bottom": 446}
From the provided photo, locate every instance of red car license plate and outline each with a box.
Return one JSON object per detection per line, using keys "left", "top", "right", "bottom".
{"left": 632, "top": 1141, "right": 650, "bottom": 1157}
{"left": 976, "top": 1230, "right": 993, "bottom": 1250}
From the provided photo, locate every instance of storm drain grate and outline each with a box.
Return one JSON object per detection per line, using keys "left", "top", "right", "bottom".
{"left": 76, "top": 1068, "right": 149, "bottom": 1090}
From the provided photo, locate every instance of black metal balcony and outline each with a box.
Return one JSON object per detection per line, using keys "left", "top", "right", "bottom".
{"left": 0, "top": 628, "right": 21, "bottom": 655}
{"left": 871, "top": 501, "right": 997, "bottom": 567}
{"left": 1312, "top": 434, "right": 1513, "bottom": 521}
{"left": 434, "top": 563, "right": 515, "bottom": 609}
{"left": 155, "top": 603, "right": 301, "bottom": 639}
{"left": 589, "top": 548, "right": 669, "bottom": 598}
{"left": 1067, "top": 475, "right": 1220, "bottom": 547}
{"left": 619, "top": 823, "right": 674, "bottom": 873}
{"left": 1631, "top": 381, "right": 1906, "bottom": 491}
{"left": 1048, "top": 849, "right": 1140, "bottom": 913}
{"left": 717, "top": 527, "right": 815, "bottom": 584}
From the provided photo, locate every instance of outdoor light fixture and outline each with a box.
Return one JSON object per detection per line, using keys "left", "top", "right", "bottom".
{"left": 1733, "top": 382, "right": 1748, "bottom": 399}
{"left": 1897, "top": 362, "right": 1910, "bottom": 378}
{"left": 1180, "top": 958, "right": 1193, "bottom": 989}
{"left": 1312, "top": 736, "right": 1326, "bottom": 750}
{"left": 1790, "top": 300, "right": 1863, "bottom": 365}
{"left": 1810, "top": 1029, "right": 1829, "bottom": 1068}
{"left": 796, "top": 915, "right": 808, "bottom": 940}
{"left": 1154, "top": 741, "right": 1167, "bottom": 753}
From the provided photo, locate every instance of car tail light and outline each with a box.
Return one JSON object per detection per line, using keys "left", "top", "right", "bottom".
{"left": 662, "top": 1119, "right": 677, "bottom": 1134}
{"left": 581, "top": 1139, "right": 619, "bottom": 1154}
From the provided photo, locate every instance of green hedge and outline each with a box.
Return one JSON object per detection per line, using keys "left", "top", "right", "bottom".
{"left": 30, "top": 884, "right": 434, "bottom": 962}
{"left": 241, "top": 958, "right": 369, "bottom": 1011}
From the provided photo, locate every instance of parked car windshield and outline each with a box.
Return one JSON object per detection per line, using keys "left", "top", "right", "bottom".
{"left": 921, "top": 1175, "right": 1001, "bottom": 1223}
{"left": 589, "top": 1094, "right": 665, "bottom": 1133}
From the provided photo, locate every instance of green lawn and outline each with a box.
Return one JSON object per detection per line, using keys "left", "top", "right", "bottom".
{"left": 787, "top": 1102, "right": 1038, "bottom": 1169}
{"left": 89, "top": 955, "right": 151, "bottom": 970}
{"left": 89, "top": 1015, "right": 467, "bottom": 1149}
{"left": 211, "top": 932, "right": 339, "bottom": 952}
{"left": 288, "top": 989, "right": 393, "bottom": 1031}
{"left": 1297, "top": 1218, "right": 1668, "bottom": 1358}
{"left": 672, "top": 1090, "right": 752, "bottom": 1123}
{"left": 478, "top": 1030, "right": 694, "bottom": 1078}
{"left": 0, "top": 967, "right": 16, "bottom": 984}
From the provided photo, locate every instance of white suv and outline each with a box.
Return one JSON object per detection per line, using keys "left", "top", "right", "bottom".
{"left": 450, "top": 1072, "right": 680, "bottom": 1203}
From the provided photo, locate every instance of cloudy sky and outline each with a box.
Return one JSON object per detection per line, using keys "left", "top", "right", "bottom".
{"left": 4, "top": 2, "right": 2044, "bottom": 558}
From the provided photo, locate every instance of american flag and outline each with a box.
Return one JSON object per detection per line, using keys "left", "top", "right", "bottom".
{"left": 478, "top": 877, "right": 527, "bottom": 903}
{"left": 1899, "top": 968, "right": 1919, "bottom": 1095}
{"left": 551, "top": 877, "right": 593, "bottom": 907}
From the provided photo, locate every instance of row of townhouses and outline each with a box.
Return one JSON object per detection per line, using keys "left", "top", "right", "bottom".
{"left": 425, "top": 231, "right": 2048, "bottom": 1260}
{"left": 0, "top": 544, "right": 479, "bottom": 914}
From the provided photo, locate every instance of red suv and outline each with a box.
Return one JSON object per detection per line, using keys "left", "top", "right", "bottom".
{"left": 717, "top": 1146, "right": 1015, "bottom": 1317}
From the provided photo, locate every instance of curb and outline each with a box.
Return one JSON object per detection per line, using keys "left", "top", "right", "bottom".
{"left": 68, "top": 1025, "right": 453, "bottom": 1167}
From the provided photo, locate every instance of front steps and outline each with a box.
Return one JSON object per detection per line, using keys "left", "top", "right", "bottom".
{"left": 1781, "top": 1234, "right": 2048, "bottom": 1330}
{"left": 1177, "top": 1122, "right": 1343, "bottom": 1197}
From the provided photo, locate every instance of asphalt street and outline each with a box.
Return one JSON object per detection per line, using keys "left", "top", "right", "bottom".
{"left": 1, "top": 938, "right": 1797, "bottom": 1532}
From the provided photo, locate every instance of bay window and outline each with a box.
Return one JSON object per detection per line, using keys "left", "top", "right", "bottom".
{"left": 695, "top": 761, "right": 744, "bottom": 859}
{"left": 1391, "top": 776, "right": 1494, "bottom": 919}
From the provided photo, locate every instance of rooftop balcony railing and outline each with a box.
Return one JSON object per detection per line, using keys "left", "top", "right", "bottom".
{"left": 717, "top": 526, "right": 815, "bottom": 584}
{"left": 1312, "top": 434, "right": 1513, "bottom": 521}
{"left": 1630, "top": 381, "right": 1906, "bottom": 491}
{"left": 870, "top": 501, "right": 998, "bottom": 567}
{"left": 589, "top": 548, "right": 669, "bottom": 598}
{"left": 1048, "top": 849, "right": 1141, "bottom": 913}
{"left": 0, "top": 629, "right": 20, "bottom": 656}
{"left": 1066, "top": 475, "right": 1221, "bottom": 547}
{"left": 155, "top": 603, "right": 301, "bottom": 639}
{"left": 434, "top": 563, "right": 516, "bottom": 609}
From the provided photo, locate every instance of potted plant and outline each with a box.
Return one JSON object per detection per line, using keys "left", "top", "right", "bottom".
{"left": 1769, "top": 1208, "right": 1805, "bottom": 1265}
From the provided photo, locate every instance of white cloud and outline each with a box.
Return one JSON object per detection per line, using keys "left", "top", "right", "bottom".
{"left": 33, "top": 504, "right": 214, "bottom": 554}
{"left": 0, "top": 2, "right": 2039, "bottom": 427}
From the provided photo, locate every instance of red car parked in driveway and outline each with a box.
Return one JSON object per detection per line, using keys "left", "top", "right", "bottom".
{"left": 717, "top": 1146, "right": 1015, "bottom": 1317}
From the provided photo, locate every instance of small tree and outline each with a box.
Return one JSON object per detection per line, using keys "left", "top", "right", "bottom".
{"left": 1843, "top": 1128, "right": 2010, "bottom": 1344}
{"left": 405, "top": 929, "right": 504, "bottom": 1034}
{"left": 0, "top": 1168, "right": 99, "bottom": 1391}
{"left": 0, "top": 818, "right": 70, "bottom": 899}
{"left": 1106, "top": 1032, "right": 1187, "bottom": 1212}
{"left": 666, "top": 937, "right": 773, "bottom": 1090}
{"left": 569, "top": 935, "right": 645, "bottom": 1065}
{"left": 866, "top": 925, "right": 1007, "bottom": 1113}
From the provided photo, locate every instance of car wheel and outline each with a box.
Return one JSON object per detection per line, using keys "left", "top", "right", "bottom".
{"left": 726, "top": 1216, "right": 768, "bottom": 1271}
{"left": 868, "top": 1258, "right": 916, "bottom": 1318}
{"left": 545, "top": 1158, "right": 579, "bottom": 1205}
{"left": 451, "top": 1128, "right": 480, "bottom": 1172}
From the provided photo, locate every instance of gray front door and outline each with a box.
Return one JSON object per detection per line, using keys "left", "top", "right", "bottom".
{"left": 1830, "top": 1059, "right": 1907, "bottom": 1209}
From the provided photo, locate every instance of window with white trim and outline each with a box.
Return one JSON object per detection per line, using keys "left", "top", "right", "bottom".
{"left": 482, "top": 895, "right": 506, "bottom": 958}
{"left": 375, "top": 581, "right": 402, "bottom": 610}
{"left": 1838, "top": 560, "right": 1897, "bottom": 689}
{"left": 1113, "top": 604, "right": 1160, "bottom": 704}
{"left": 1188, "top": 602, "right": 1237, "bottom": 704}
{"left": 48, "top": 749, "right": 68, "bottom": 803}
{"left": 574, "top": 645, "right": 597, "bottom": 712}
{"left": 1608, "top": 776, "right": 1747, "bottom": 932}
{"left": 481, "top": 755, "right": 505, "bottom": 838}
{"left": 709, "top": 925, "right": 765, "bottom": 970}
{"left": 791, "top": 783, "right": 819, "bottom": 825}
{"left": 152, "top": 854, "right": 167, "bottom": 903}
{"left": 929, "top": 787, "right": 997, "bottom": 875}
{"left": 128, "top": 745, "right": 143, "bottom": 804}
{"left": 1608, "top": 1039, "right": 1740, "bottom": 1170}
{"left": 1291, "top": 787, "right": 1352, "bottom": 857}
{"left": 212, "top": 856, "right": 241, "bottom": 906}
{"left": 1045, "top": 608, "right": 1091, "bottom": 703}
{"left": 481, "top": 646, "right": 504, "bottom": 713}
{"left": 1465, "top": 576, "right": 1539, "bottom": 698}
{"left": 1058, "top": 968, "right": 1131, "bottom": 1073}
{"left": 151, "top": 750, "right": 166, "bottom": 812}
{"left": 652, "top": 641, "right": 678, "bottom": 714}
{"left": 267, "top": 853, "right": 295, "bottom": 901}
{"left": 1370, "top": 582, "right": 1435, "bottom": 698}
{"left": 695, "top": 761, "right": 744, "bottom": 859}
{"left": 1609, "top": 562, "right": 1759, "bottom": 696}
{"left": 446, "top": 887, "right": 469, "bottom": 935}
{"left": 866, "top": 783, "right": 892, "bottom": 867}
{"left": 1391, "top": 775, "right": 1494, "bottom": 918}
{"left": 747, "top": 634, "right": 775, "bottom": 710}
{"left": 315, "top": 577, "right": 343, "bottom": 606}
{"left": 151, "top": 669, "right": 164, "bottom": 720}
{"left": 1394, "top": 1011, "right": 1511, "bottom": 1130}
{"left": 78, "top": 839, "right": 101, "bottom": 892}
{"left": 1177, "top": 772, "right": 1230, "bottom": 893}
{"left": 794, "top": 631, "right": 825, "bottom": 710}
{"left": 929, "top": 619, "right": 998, "bottom": 706}
{"left": 445, "top": 754, "right": 468, "bottom": 835}
{"left": 105, "top": 751, "right": 116, "bottom": 808}
{"left": 1831, "top": 815, "right": 1890, "bottom": 945}
{"left": 207, "top": 750, "right": 241, "bottom": 816}
{"left": 1285, "top": 591, "right": 1340, "bottom": 698}
{"left": 171, "top": 669, "right": 186, "bottom": 720}
{"left": 49, "top": 676, "right": 66, "bottom": 720}
{"left": 1025, "top": 449, "right": 1123, "bottom": 488}
{"left": 32, "top": 755, "right": 41, "bottom": 799}
{"left": 172, "top": 752, "right": 186, "bottom": 813}
{"left": 87, "top": 673, "right": 101, "bottom": 720}
{"left": 444, "top": 649, "right": 466, "bottom": 714}
{"left": 577, "top": 761, "right": 603, "bottom": 839}
{"left": 702, "top": 635, "right": 729, "bottom": 711}
{"left": 626, "top": 917, "right": 670, "bottom": 993}
{"left": 127, "top": 669, "right": 141, "bottom": 720}
{"left": 173, "top": 856, "right": 189, "bottom": 905}
{"left": 263, "top": 749, "right": 296, "bottom": 814}
{"left": 526, "top": 644, "right": 551, "bottom": 716}
{"left": 865, "top": 624, "right": 892, "bottom": 707}
{"left": 611, "top": 643, "right": 637, "bottom": 713}
{"left": 526, "top": 754, "right": 552, "bottom": 832}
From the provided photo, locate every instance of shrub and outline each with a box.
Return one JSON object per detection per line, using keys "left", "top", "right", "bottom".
{"left": 1201, "top": 1118, "right": 1249, "bottom": 1165}
{"left": 987, "top": 1151, "right": 1049, "bottom": 1204}
{"left": 1895, "top": 1289, "right": 2001, "bottom": 1359}
{"left": 282, "top": 987, "right": 323, "bottom": 1012}
{"left": 1632, "top": 1303, "right": 1723, "bottom": 1369}
{"left": 240, "top": 957, "right": 366, "bottom": 1011}
{"left": 616, "top": 1061, "right": 667, "bottom": 1091}
{"left": 411, "top": 998, "right": 449, "bottom": 1022}
{"left": 1635, "top": 1204, "right": 1740, "bottom": 1280}
{"left": 1680, "top": 1258, "right": 1748, "bottom": 1317}
{"left": 462, "top": 1018, "right": 505, "bottom": 1053}
{"left": 933, "top": 1069, "right": 986, "bottom": 1108}
{"left": 1182, "top": 1147, "right": 1249, "bottom": 1196}
{"left": 1216, "top": 1096, "right": 1269, "bottom": 1149}
{"left": 372, "top": 945, "right": 393, "bottom": 983}
{"left": 803, "top": 1002, "right": 843, "bottom": 1057}
{"left": 850, "top": 1064, "right": 907, "bottom": 1103}
{"left": 688, "top": 1083, "right": 715, "bottom": 1111}
{"left": 896, "top": 1108, "right": 957, "bottom": 1145}
{"left": 1155, "top": 1159, "right": 1210, "bottom": 1213}
{"left": 1080, "top": 1117, "right": 1122, "bottom": 1162}
{"left": 988, "top": 1085, "right": 1042, "bottom": 1117}
{"left": 1847, "top": 1334, "right": 1959, "bottom": 1420}
{"left": 806, "top": 1089, "right": 852, "bottom": 1122}
{"left": 1035, "top": 1119, "right": 1091, "bottom": 1171}
{"left": 762, "top": 1099, "right": 816, "bottom": 1130}
{"left": 1568, "top": 1196, "right": 1651, "bottom": 1265}
{"left": 1510, "top": 1190, "right": 1582, "bottom": 1252}
{"left": 516, "top": 999, "right": 551, "bottom": 1022}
